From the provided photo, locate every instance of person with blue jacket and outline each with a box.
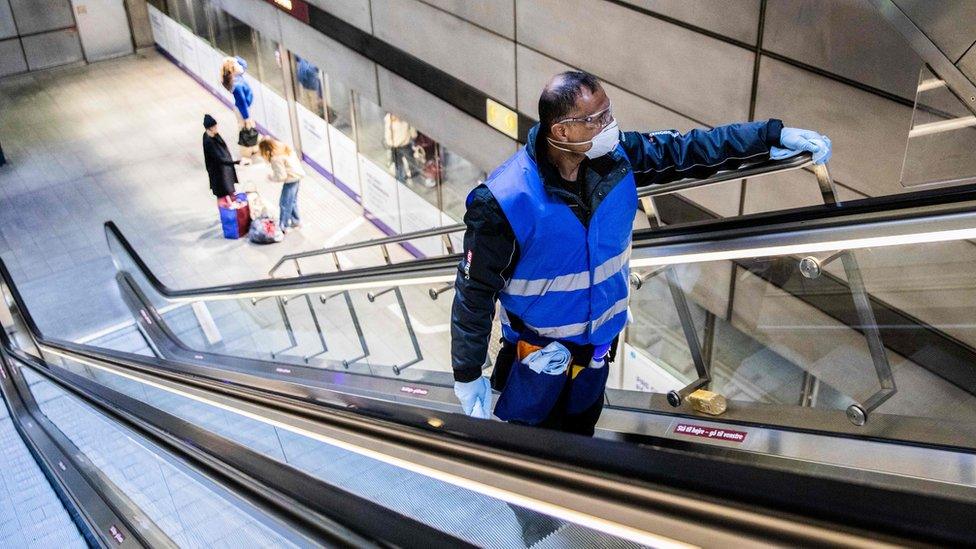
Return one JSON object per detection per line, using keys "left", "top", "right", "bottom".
{"left": 451, "top": 71, "right": 831, "bottom": 435}
{"left": 221, "top": 56, "right": 257, "bottom": 162}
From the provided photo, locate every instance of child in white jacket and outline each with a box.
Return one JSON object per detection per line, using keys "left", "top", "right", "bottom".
{"left": 259, "top": 138, "right": 306, "bottom": 233}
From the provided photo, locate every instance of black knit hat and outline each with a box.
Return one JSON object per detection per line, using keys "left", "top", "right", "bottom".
{"left": 203, "top": 114, "right": 217, "bottom": 129}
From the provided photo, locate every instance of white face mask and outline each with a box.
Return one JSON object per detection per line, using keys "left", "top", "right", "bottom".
{"left": 547, "top": 119, "right": 620, "bottom": 159}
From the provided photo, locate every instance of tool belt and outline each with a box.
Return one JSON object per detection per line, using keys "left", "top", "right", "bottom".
{"left": 492, "top": 329, "right": 612, "bottom": 425}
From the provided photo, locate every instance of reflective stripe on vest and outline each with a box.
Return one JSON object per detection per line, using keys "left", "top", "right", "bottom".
{"left": 504, "top": 246, "right": 631, "bottom": 296}
{"left": 484, "top": 146, "right": 636, "bottom": 346}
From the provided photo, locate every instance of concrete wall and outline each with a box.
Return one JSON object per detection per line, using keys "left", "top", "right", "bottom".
{"left": 0, "top": 0, "right": 83, "bottom": 75}
{"left": 204, "top": 0, "right": 964, "bottom": 208}
{"left": 0, "top": 0, "right": 146, "bottom": 76}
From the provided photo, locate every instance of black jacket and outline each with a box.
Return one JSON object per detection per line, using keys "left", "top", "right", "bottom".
{"left": 450, "top": 120, "right": 784, "bottom": 383}
{"left": 202, "top": 132, "right": 238, "bottom": 198}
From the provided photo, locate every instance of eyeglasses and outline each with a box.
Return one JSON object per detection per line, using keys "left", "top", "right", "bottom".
{"left": 554, "top": 102, "right": 614, "bottom": 128}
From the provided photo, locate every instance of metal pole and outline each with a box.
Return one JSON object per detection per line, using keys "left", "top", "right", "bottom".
{"left": 664, "top": 267, "right": 710, "bottom": 407}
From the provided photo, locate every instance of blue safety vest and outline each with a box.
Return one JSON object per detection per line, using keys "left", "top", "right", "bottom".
{"left": 486, "top": 146, "right": 636, "bottom": 347}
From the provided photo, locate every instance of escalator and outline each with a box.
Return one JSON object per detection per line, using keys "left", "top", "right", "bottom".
{"left": 6, "top": 223, "right": 976, "bottom": 546}
{"left": 1, "top": 262, "right": 642, "bottom": 548}
{"left": 56, "top": 152, "right": 976, "bottom": 539}
{"left": 105, "top": 151, "right": 976, "bottom": 449}
{"left": 0, "top": 321, "right": 389, "bottom": 547}
{"left": 7, "top": 151, "right": 976, "bottom": 544}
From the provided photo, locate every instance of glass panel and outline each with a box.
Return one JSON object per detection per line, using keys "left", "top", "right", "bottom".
{"left": 255, "top": 33, "right": 286, "bottom": 97}
{"left": 355, "top": 97, "right": 411, "bottom": 180}
{"left": 15, "top": 365, "right": 303, "bottom": 547}
{"left": 227, "top": 14, "right": 258, "bottom": 71}
{"left": 439, "top": 143, "right": 487, "bottom": 222}
{"left": 624, "top": 237, "right": 976, "bottom": 425}
{"left": 325, "top": 75, "right": 354, "bottom": 138}
{"left": 104, "top": 226, "right": 454, "bottom": 382}
{"left": 901, "top": 65, "right": 976, "bottom": 188}
{"left": 292, "top": 55, "right": 324, "bottom": 119}
{"left": 167, "top": 0, "right": 192, "bottom": 28}
{"left": 188, "top": 0, "right": 211, "bottom": 40}
{"left": 211, "top": 8, "right": 235, "bottom": 55}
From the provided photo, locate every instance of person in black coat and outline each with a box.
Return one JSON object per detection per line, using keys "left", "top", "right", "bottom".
{"left": 202, "top": 114, "right": 239, "bottom": 199}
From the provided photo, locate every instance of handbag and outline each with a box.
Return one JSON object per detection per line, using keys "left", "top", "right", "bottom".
{"left": 238, "top": 126, "right": 259, "bottom": 147}
{"left": 218, "top": 193, "right": 251, "bottom": 239}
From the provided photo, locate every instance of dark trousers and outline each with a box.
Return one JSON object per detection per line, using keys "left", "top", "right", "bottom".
{"left": 0, "top": 140, "right": 6, "bottom": 166}
{"left": 490, "top": 340, "right": 608, "bottom": 437}
{"left": 391, "top": 145, "right": 414, "bottom": 181}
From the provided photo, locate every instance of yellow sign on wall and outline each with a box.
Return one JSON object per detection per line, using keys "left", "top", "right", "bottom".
{"left": 486, "top": 98, "right": 518, "bottom": 140}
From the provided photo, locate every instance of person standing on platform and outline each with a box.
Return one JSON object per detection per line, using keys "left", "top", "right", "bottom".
{"left": 259, "top": 137, "right": 306, "bottom": 234}
{"left": 221, "top": 56, "right": 258, "bottom": 164}
{"left": 201, "top": 114, "right": 239, "bottom": 201}
{"left": 383, "top": 113, "right": 417, "bottom": 182}
{"left": 450, "top": 71, "right": 832, "bottom": 435}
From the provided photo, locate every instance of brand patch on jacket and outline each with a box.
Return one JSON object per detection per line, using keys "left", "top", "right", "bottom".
{"left": 463, "top": 250, "right": 472, "bottom": 279}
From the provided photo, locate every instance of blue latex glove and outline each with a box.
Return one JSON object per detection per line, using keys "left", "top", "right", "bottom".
{"left": 523, "top": 341, "right": 571, "bottom": 375}
{"left": 589, "top": 342, "right": 612, "bottom": 368}
{"left": 770, "top": 127, "right": 832, "bottom": 164}
{"left": 454, "top": 377, "right": 492, "bottom": 419}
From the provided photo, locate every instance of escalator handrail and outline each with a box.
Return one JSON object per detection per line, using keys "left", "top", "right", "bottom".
{"left": 267, "top": 153, "right": 814, "bottom": 277}
{"left": 104, "top": 176, "right": 976, "bottom": 302}
{"left": 269, "top": 223, "right": 464, "bottom": 277}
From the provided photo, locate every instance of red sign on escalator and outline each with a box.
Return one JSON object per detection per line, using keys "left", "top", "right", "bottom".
{"left": 673, "top": 423, "right": 747, "bottom": 443}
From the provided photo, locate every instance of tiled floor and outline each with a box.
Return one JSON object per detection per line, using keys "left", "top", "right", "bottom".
{"left": 0, "top": 50, "right": 394, "bottom": 341}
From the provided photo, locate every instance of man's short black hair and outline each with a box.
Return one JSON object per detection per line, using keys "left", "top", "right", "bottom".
{"left": 538, "top": 71, "right": 602, "bottom": 135}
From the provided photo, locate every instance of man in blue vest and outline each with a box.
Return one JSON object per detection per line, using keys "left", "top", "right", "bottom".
{"left": 451, "top": 71, "right": 831, "bottom": 435}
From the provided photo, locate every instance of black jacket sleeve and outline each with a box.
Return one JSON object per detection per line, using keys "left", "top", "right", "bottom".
{"left": 620, "top": 119, "right": 783, "bottom": 187}
{"left": 203, "top": 135, "right": 237, "bottom": 167}
{"left": 450, "top": 185, "right": 519, "bottom": 383}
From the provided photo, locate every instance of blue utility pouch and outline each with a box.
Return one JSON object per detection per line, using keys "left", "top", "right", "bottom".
{"left": 566, "top": 362, "right": 610, "bottom": 415}
{"left": 493, "top": 357, "right": 565, "bottom": 425}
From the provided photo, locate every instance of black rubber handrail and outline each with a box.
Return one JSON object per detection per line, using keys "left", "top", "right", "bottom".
{"left": 268, "top": 153, "right": 815, "bottom": 276}
{"left": 105, "top": 178, "right": 976, "bottom": 301}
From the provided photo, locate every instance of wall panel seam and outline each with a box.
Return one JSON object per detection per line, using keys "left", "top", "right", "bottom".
{"left": 954, "top": 39, "right": 976, "bottom": 65}
{"left": 516, "top": 42, "right": 713, "bottom": 127}
{"left": 600, "top": 0, "right": 918, "bottom": 108}
{"left": 414, "top": 0, "right": 512, "bottom": 42}
{"left": 12, "top": 25, "right": 77, "bottom": 41}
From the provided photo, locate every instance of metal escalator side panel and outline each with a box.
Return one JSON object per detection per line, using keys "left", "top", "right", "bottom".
{"left": 9, "top": 346, "right": 475, "bottom": 549}
{"left": 0, "top": 352, "right": 157, "bottom": 548}
{"left": 868, "top": 0, "right": 976, "bottom": 117}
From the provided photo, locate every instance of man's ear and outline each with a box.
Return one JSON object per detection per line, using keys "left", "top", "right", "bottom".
{"left": 550, "top": 122, "right": 567, "bottom": 141}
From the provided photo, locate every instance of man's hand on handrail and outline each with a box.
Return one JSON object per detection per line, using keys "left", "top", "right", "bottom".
{"left": 771, "top": 128, "right": 832, "bottom": 164}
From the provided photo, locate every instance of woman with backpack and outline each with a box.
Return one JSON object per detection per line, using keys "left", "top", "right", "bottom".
{"left": 259, "top": 137, "right": 306, "bottom": 233}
